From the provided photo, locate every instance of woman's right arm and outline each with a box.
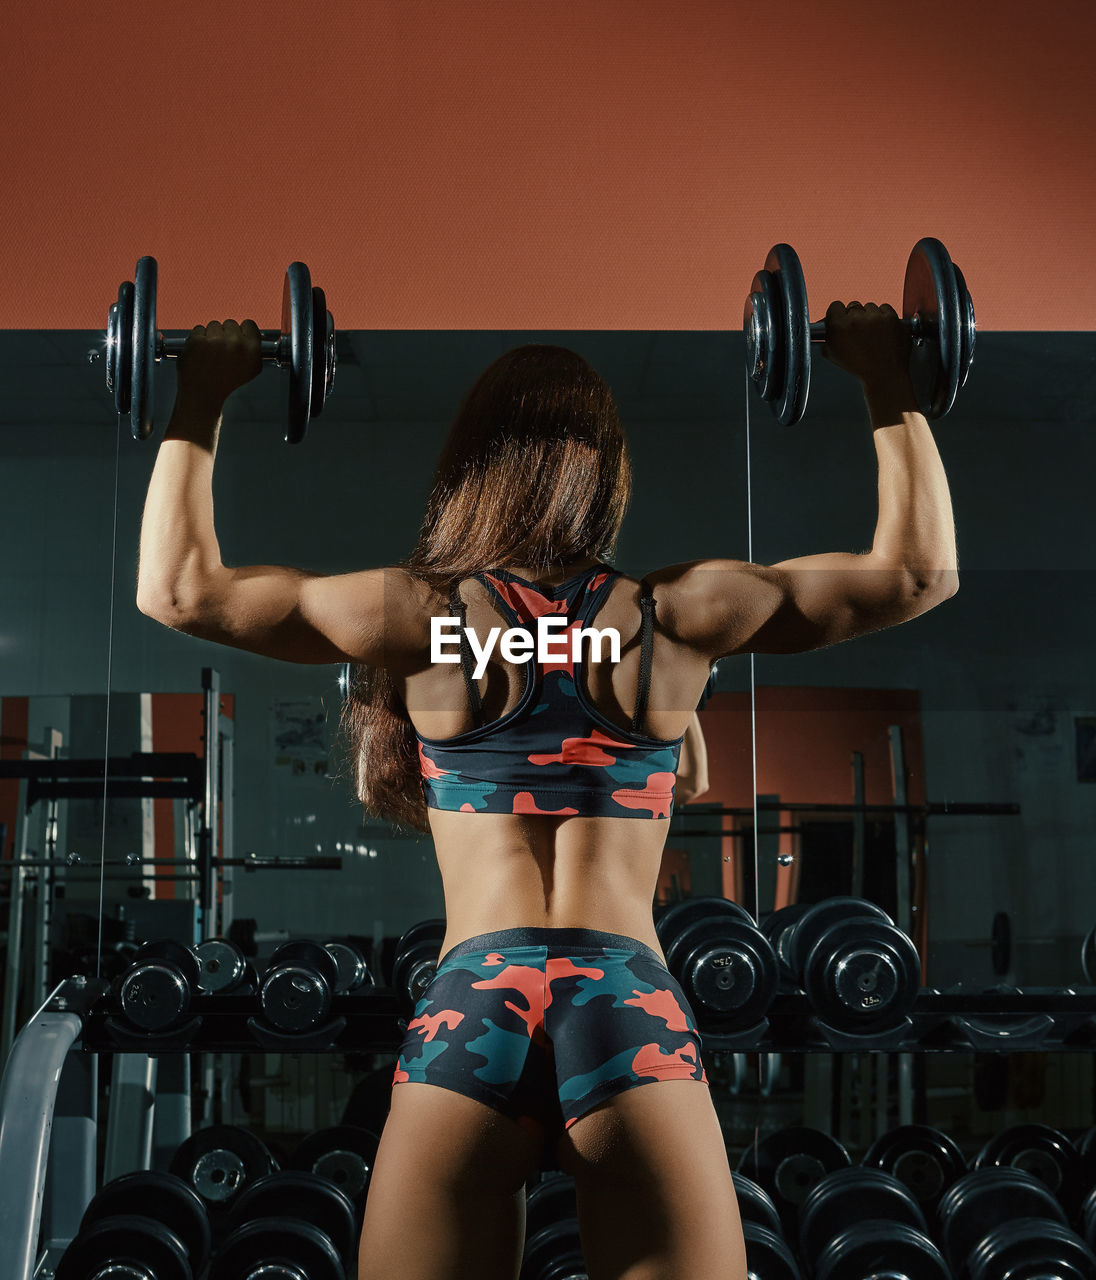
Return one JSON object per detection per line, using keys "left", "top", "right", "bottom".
{"left": 651, "top": 301, "right": 959, "bottom": 658}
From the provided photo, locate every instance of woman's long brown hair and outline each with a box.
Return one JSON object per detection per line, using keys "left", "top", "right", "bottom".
{"left": 338, "top": 344, "right": 633, "bottom": 833}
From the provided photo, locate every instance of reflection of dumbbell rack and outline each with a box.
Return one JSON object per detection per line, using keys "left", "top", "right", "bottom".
{"left": 0, "top": 910, "right": 438, "bottom": 1279}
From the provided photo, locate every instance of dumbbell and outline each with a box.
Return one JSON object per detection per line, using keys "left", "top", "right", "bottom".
{"left": 259, "top": 939, "right": 340, "bottom": 1032}
{"left": 744, "top": 237, "right": 976, "bottom": 426}
{"left": 521, "top": 1173, "right": 586, "bottom": 1280}
{"left": 115, "top": 938, "right": 202, "bottom": 1033}
{"left": 391, "top": 918, "right": 447, "bottom": 1014}
{"left": 798, "top": 1168, "right": 949, "bottom": 1279}
{"left": 974, "top": 1123, "right": 1087, "bottom": 1221}
{"left": 654, "top": 897, "right": 779, "bottom": 1036}
{"left": 737, "top": 1127, "right": 852, "bottom": 1239}
{"left": 194, "top": 937, "right": 258, "bottom": 995}
{"left": 290, "top": 1125, "right": 381, "bottom": 1219}
{"left": 56, "top": 1171, "right": 211, "bottom": 1280}
{"left": 106, "top": 256, "right": 336, "bottom": 443}
{"left": 169, "top": 1124, "right": 279, "bottom": 1232}
{"left": 862, "top": 1124, "right": 968, "bottom": 1219}
{"left": 939, "top": 1167, "right": 1096, "bottom": 1278}
{"left": 211, "top": 1171, "right": 358, "bottom": 1280}
{"left": 759, "top": 902, "right": 814, "bottom": 985}
{"left": 323, "top": 939, "right": 375, "bottom": 994}
{"left": 782, "top": 896, "right": 921, "bottom": 1032}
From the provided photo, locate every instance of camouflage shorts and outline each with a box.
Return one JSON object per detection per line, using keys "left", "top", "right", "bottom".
{"left": 392, "top": 926, "right": 708, "bottom": 1138}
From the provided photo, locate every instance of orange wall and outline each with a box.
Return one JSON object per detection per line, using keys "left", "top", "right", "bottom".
{"left": 3, "top": 1, "right": 1093, "bottom": 330}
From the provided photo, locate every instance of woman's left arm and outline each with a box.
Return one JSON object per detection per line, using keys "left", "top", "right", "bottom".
{"left": 136, "top": 319, "right": 422, "bottom": 666}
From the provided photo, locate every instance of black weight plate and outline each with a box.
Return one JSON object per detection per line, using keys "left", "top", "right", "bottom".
{"left": 744, "top": 266, "right": 782, "bottom": 404}
{"left": 938, "top": 1167, "right": 1067, "bottom": 1270}
{"left": 787, "top": 897, "right": 891, "bottom": 981}
{"left": 310, "top": 285, "right": 329, "bottom": 420}
{"left": 1082, "top": 926, "right": 1096, "bottom": 984}
{"left": 290, "top": 1125, "right": 381, "bottom": 1209}
{"left": 81, "top": 1171, "right": 211, "bottom": 1271}
{"left": 769, "top": 243, "right": 810, "bottom": 426}
{"left": 737, "top": 1126, "right": 851, "bottom": 1231}
{"left": 229, "top": 1172, "right": 357, "bottom": 1269}
{"left": 107, "top": 280, "right": 135, "bottom": 415}
{"left": 742, "top": 1222, "right": 801, "bottom": 1280}
{"left": 804, "top": 917, "right": 920, "bottom": 1030}
{"left": 967, "top": 1217, "right": 1096, "bottom": 1280}
{"left": 283, "top": 262, "right": 313, "bottom": 444}
{"left": 211, "top": 1217, "right": 345, "bottom": 1280}
{"left": 760, "top": 903, "right": 813, "bottom": 985}
{"left": 798, "top": 1166, "right": 926, "bottom": 1263}
{"left": 323, "top": 941, "right": 372, "bottom": 995}
{"left": 391, "top": 918, "right": 447, "bottom": 1001}
{"left": 324, "top": 309, "right": 337, "bottom": 401}
{"left": 170, "top": 1124, "right": 278, "bottom": 1210}
{"left": 56, "top": 1215, "right": 191, "bottom": 1280}
{"left": 815, "top": 1220, "right": 950, "bottom": 1280}
{"left": 523, "top": 1220, "right": 586, "bottom": 1280}
{"left": 953, "top": 260, "right": 976, "bottom": 390}
{"left": 731, "top": 1171, "right": 783, "bottom": 1237}
{"left": 975, "top": 1122, "right": 1084, "bottom": 1215}
{"left": 525, "top": 1171, "right": 579, "bottom": 1241}
{"left": 863, "top": 1124, "right": 967, "bottom": 1213}
{"left": 195, "top": 938, "right": 247, "bottom": 994}
{"left": 903, "top": 237, "right": 962, "bottom": 420}
{"left": 657, "top": 897, "right": 755, "bottom": 951}
{"left": 131, "top": 255, "right": 157, "bottom": 441}
{"left": 671, "top": 916, "right": 777, "bottom": 1030}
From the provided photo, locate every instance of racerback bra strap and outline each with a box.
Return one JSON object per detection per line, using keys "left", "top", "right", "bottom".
{"left": 449, "top": 580, "right": 484, "bottom": 729}
{"left": 632, "top": 578, "right": 655, "bottom": 734}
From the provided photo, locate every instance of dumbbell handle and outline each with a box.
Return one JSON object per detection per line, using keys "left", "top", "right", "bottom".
{"left": 158, "top": 330, "right": 289, "bottom": 364}
{"left": 808, "top": 314, "right": 928, "bottom": 343}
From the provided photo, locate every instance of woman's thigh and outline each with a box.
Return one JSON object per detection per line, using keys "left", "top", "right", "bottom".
{"left": 358, "top": 1081, "right": 545, "bottom": 1280}
{"left": 556, "top": 1078, "right": 748, "bottom": 1280}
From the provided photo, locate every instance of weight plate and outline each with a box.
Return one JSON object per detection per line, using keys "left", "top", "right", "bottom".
{"left": 760, "top": 903, "right": 813, "bottom": 985}
{"left": 56, "top": 1215, "right": 191, "bottom": 1280}
{"left": 804, "top": 917, "right": 920, "bottom": 1030}
{"left": 283, "top": 262, "right": 314, "bottom": 444}
{"left": 744, "top": 267, "right": 782, "bottom": 404}
{"left": 1081, "top": 926, "right": 1096, "bottom": 984}
{"left": 798, "top": 1167, "right": 926, "bottom": 1263}
{"left": 80, "top": 1171, "right": 211, "bottom": 1272}
{"left": 210, "top": 1217, "right": 345, "bottom": 1280}
{"left": 323, "top": 941, "right": 372, "bottom": 995}
{"left": 131, "top": 255, "right": 157, "bottom": 441}
{"left": 903, "top": 237, "right": 962, "bottom": 420}
{"left": 324, "top": 309, "right": 337, "bottom": 402}
{"left": 731, "top": 1172, "right": 783, "bottom": 1237}
{"left": 229, "top": 1172, "right": 357, "bottom": 1270}
{"left": 975, "top": 1122, "right": 1084, "bottom": 1216}
{"left": 737, "top": 1126, "right": 851, "bottom": 1232}
{"left": 769, "top": 244, "right": 810, "bottom": 426}
{"left": 670, "top": 916, "right": 777, "bottom": 1031}
{"left": 938, "top": 1167, "right": 1068, "bottom": 1270}
{"left": 862, "top": 1124, "right": 967, "bottom": 1213}
{"left": 107, "top": 280, "right": 135, "bottom": 415}
{"left": 290, "top": 1125, "right": 381, "bottom": 1210}
{"left": 815, "top": 1220, "right": 950, "bottom": 1280}
{"left": 169, "top": 1124, "right": 278, "bottom": 1212}
{"left": 525, "top": 1172, "right": 579, "bottom": 1241}
{"left": 391, "top": 918, "right": 447, "bottom": 1004}
{"left": 953, "top": 260, "right": 976, "bottom": 390}
{"left": 523, "top": 1221, "right": 586, "bottom": 1280}
{"left": 194, "top": 938, "right": 247, "bottom": 994}
{"left": 310, "top": 285, "right": 329, "bottom": 420}
{"left": 967, "top": 1217, "right": 1096, "bottom": 1280}
{"left": 742, "top": 1222, "right": 800, "bottom": 1280}
{"left": 656, "top": 896, "right": 755, "bottom": 952}
{"left": 786, "top": 897, "right": 891, "bottom": 981}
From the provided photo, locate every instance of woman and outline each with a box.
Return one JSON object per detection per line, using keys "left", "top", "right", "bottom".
{"left": 137, "top": 311, "right": 958, "bottom": 1280}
